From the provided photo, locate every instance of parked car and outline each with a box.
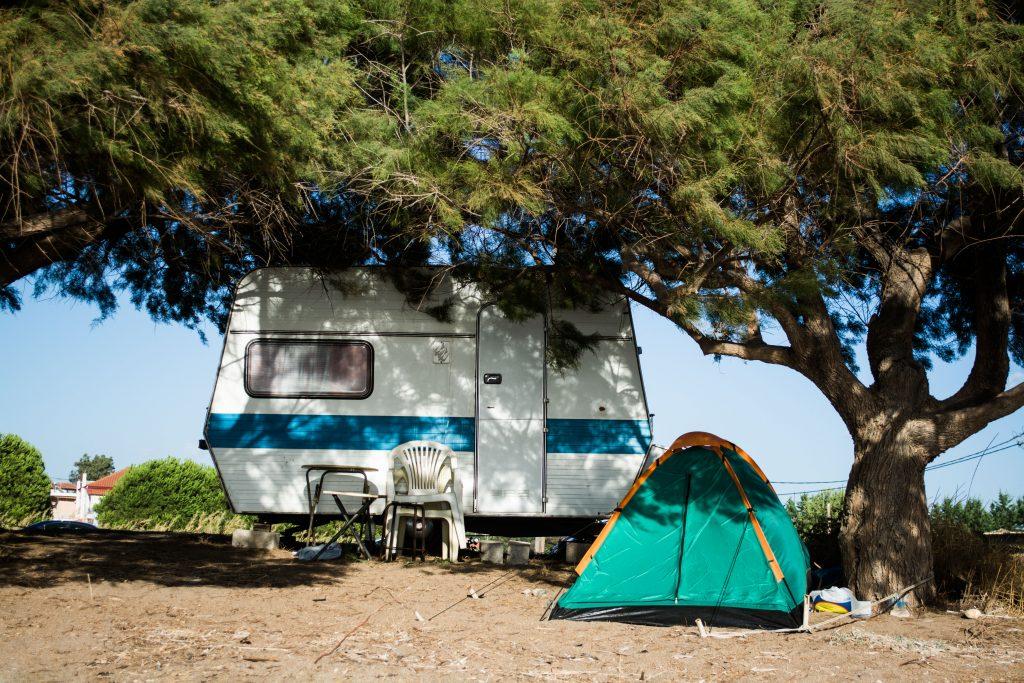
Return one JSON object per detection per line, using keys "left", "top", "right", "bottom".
{"left": 23, "top": 520, "right": 101, "bottom": 535}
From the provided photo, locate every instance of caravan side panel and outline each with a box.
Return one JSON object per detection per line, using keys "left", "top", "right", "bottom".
{"left": 545, "top": 301, "right": 651, "bottom": 516}
{"left": 205, "top": 269, "right": 479, "bottom": 515}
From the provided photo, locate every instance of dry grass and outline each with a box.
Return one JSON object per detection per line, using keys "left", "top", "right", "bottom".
{"left": 0, "top": 512, "right": 48, "bottom": 530}
{"left": 98, "top": 511, "right": 253, "bottom": 535}
{"left": 99, "top": 513, "right": 359, "bottom": 545}
{"left": 933, "top": 521, "right": 1024, "bottom": 615}
{"left": 960, "top": 554, "right": 1024, "bottom": 615}
{"left": 828, "top": 627, "right": 954, "bottom": 656}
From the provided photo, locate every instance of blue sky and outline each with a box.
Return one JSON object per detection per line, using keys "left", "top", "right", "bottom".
{"left": 1, "top": 286, "right": 1021, "bottom": 502}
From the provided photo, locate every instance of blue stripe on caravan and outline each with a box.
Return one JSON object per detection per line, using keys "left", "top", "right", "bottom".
{"left": 547, "top": 419, "right": 651, "bottom": 455}
{"left": 207, "top": 414, "right": 475, "bottom": 452}
{"left": 207, "top": 414, "right": 651, "bottom": 455}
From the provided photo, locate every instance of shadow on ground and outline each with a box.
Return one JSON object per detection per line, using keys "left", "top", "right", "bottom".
{"left": 403, "top": 555, "right": 576, "bottom": 589}
{"left": 0, "top": 530, "right": 351, "bottom": 589}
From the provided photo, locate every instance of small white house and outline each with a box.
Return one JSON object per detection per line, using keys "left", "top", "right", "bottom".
{"left": 203, "top": 268, "right": 653, "bottom": 534}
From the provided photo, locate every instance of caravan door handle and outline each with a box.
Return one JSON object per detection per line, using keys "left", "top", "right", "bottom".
{"left": 483, "top": 373, "right": 502, "bottom": 385}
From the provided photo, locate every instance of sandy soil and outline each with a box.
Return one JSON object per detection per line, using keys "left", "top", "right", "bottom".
{"left": 1, "top": 530, "right": 1022, "bottom": 681}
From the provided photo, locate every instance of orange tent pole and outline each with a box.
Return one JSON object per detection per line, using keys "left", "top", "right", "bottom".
{"left": 666, "top": 431, "right": 775, "bottom": 492}
{"left": 713, "top": 447, "right": 786, "bottom": 583}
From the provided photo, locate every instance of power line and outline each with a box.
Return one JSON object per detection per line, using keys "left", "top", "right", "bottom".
{"left": 774, "top": 432, "right": 1024, "bottom": 496}
{"left": 777, "top": 486, "right": 844, "bottom": 497}
{"left": 775, "top": 432, "right": 1022, "bottom": 484}
{"left": 928, "top": 441, "right": 1020, "bottom": 470}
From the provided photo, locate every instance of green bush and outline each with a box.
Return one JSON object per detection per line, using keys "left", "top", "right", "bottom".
{"left": 785, "top": 489, "right": 845, "bottom": 568}
{"left": 931, "top": 493, "right": 1024, "bottom": 533}
{"left": 0, "top": 434, "right": 51, "bottom": 526}
{"left": 95, "top": 457, "right": 231, "bottom": 529}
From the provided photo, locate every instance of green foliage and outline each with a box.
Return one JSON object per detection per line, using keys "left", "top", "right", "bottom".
{"left": 787, "top": 490, "right": 1024, "bottom": 571}
{"left": 0, "top": 433, "right": 51, "bottom": 525}
{"left": 94, "top": 457, "right": 229, "bottom": 529}
{"left": 0, "top": 0, "right": 386, "bottom": 326}
{"left": 786, "top": 489, "right": 845, "bottom": 567}
{"left": 785, "top": 489, "right": 846, "bottom": 537}
{"left": 931, "top": 493, "right": 1024, "bottom": 534}
{"left": 292, "top": 0, "right": 1023, "bottom": 385}
{"left": 5, "top": 0, "right": 1022, "bottom": 366}
{"left": 69, "top": 453, "right": 114, "bottom": 482}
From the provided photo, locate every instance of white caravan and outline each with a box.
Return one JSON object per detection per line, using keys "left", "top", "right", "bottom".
{"left": 203, "top": 268, "right": 652, "bottom": 534}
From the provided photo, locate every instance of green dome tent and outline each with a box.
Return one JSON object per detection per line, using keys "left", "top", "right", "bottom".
{"left": 551, "top": 432, "right": 809, "bottom": 628}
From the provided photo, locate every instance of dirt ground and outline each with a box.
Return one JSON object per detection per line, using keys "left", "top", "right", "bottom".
{"left": 1, "top": 531, "right": 1022, "bottom": 681}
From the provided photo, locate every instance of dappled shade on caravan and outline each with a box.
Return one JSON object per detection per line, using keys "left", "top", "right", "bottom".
{"left": 551, "top": 432, "right": 808, "bottom": 628}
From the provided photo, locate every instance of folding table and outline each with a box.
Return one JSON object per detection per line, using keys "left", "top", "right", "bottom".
{"left": 302, "top": 465, "right": 381, "bottom": 560}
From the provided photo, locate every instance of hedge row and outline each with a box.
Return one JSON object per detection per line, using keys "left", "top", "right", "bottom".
{"left": 95, "top": 457, "right": 231, "bottom": 528}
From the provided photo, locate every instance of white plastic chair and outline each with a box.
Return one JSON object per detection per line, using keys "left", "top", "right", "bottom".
{"left": 384, "top": 441, "right": 465, "bottom": 562}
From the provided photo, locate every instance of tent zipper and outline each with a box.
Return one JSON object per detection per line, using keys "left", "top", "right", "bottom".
{"left": 672, "top": 474, "right": 692, "bottom": 603}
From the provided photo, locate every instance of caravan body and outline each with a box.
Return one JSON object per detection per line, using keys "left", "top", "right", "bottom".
{"left": 204, "top": 268, "right": 652, "bottom": 532}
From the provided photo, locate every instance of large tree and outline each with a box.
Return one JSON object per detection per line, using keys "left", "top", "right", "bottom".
{"left": 4, "top": 0, "right": 1023, "bottom": 601}
{"left": 69, "top": 453, "right": 115, "bottom": 482}
{"left": 331, "top": 0, "right": 1024, "bottom": 601}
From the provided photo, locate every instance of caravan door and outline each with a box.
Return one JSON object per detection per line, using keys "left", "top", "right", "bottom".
{"left": 475, "top": 305, "right": 545, "bottom": 513}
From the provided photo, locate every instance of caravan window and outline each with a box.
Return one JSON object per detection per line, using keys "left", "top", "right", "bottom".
{"left": 244, "top": 340, "right": 373, "bottom": 398}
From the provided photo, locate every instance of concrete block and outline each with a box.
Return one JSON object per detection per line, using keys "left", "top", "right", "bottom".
{"left": 507, "top": 540, "right": 530, "bottom": 566}
{"left": 479, "top": 539, "right": 504, "bottom": 564}
{"left": 531, "top": 537, "right": 547, "bottom": 555}
{"left": 565, "top": 541, "right": 590, "bottom": 564}
{"left": 232, "top": 528, "right": 280, "bottom": 550}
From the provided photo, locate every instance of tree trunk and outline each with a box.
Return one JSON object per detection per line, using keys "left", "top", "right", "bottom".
{"left": 840, "top": 431, "right": 935, "bottom": 604}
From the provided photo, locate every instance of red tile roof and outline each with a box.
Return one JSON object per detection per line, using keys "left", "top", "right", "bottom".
{"left": 85, "top": 468, "right": 129, "bottom": 496}
{"left": 53, "top": 481, "right": 77, "bottom": 491}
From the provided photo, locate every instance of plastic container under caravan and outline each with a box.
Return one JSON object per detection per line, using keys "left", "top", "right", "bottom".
{"left": 203, "top": 268, "right": 653, "bottom": 534}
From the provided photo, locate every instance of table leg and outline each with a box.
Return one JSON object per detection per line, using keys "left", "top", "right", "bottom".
{"left": 349, "top": 501, "right": 373, "bottom": 559}
{"left": 305, "top": 469, "right": 317, "bottom": 547}
{"left": 312, "top": 498, "right": 373, "bottom": 561}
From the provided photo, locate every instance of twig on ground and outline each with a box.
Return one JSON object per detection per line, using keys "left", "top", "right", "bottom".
{"left": 243, "top": 654, "right": 279, "bottom": 662}
{"left": 314, "top": 602, "right": 388, "bottom": 664}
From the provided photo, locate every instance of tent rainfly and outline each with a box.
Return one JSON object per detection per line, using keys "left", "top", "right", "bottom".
{"left": 551, "top": 432, "right": 809, "bottom": 628}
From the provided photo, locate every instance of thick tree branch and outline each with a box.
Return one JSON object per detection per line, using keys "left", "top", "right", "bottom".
{"left": 942, "top": 246, "right": 1011, "bottom": 411}
{"left": 792, "top": 281, "right": 877, "bottom": 427}
{"left": 939, "top": 382, "right": 1024, "bottom": 453}
{"left": 934, "top": 215, "right": 971, "bottom": 264}
{"left": 729, "top": 267, "right": 808, "bottom": 348}
{"left": 684, "top": 328, "right": 798, "bottom": 367}
{"left": 0, "top": 208, "right": 91, "bottom": 240}
{"left": 861, "top": 225, "right": 933, "bottom": 388}
{"left": 0, "top": 221, "right": 109, "bottom": 287}
{"left": 611, "top": 279, "right": 798, "bottom": 368}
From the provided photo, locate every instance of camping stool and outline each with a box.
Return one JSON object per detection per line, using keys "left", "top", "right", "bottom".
{"left": 302, "top": 464, "right": 381, "bottom": 559}
{"left": 381, "top": 501, "right": 427, "bottom": 561}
